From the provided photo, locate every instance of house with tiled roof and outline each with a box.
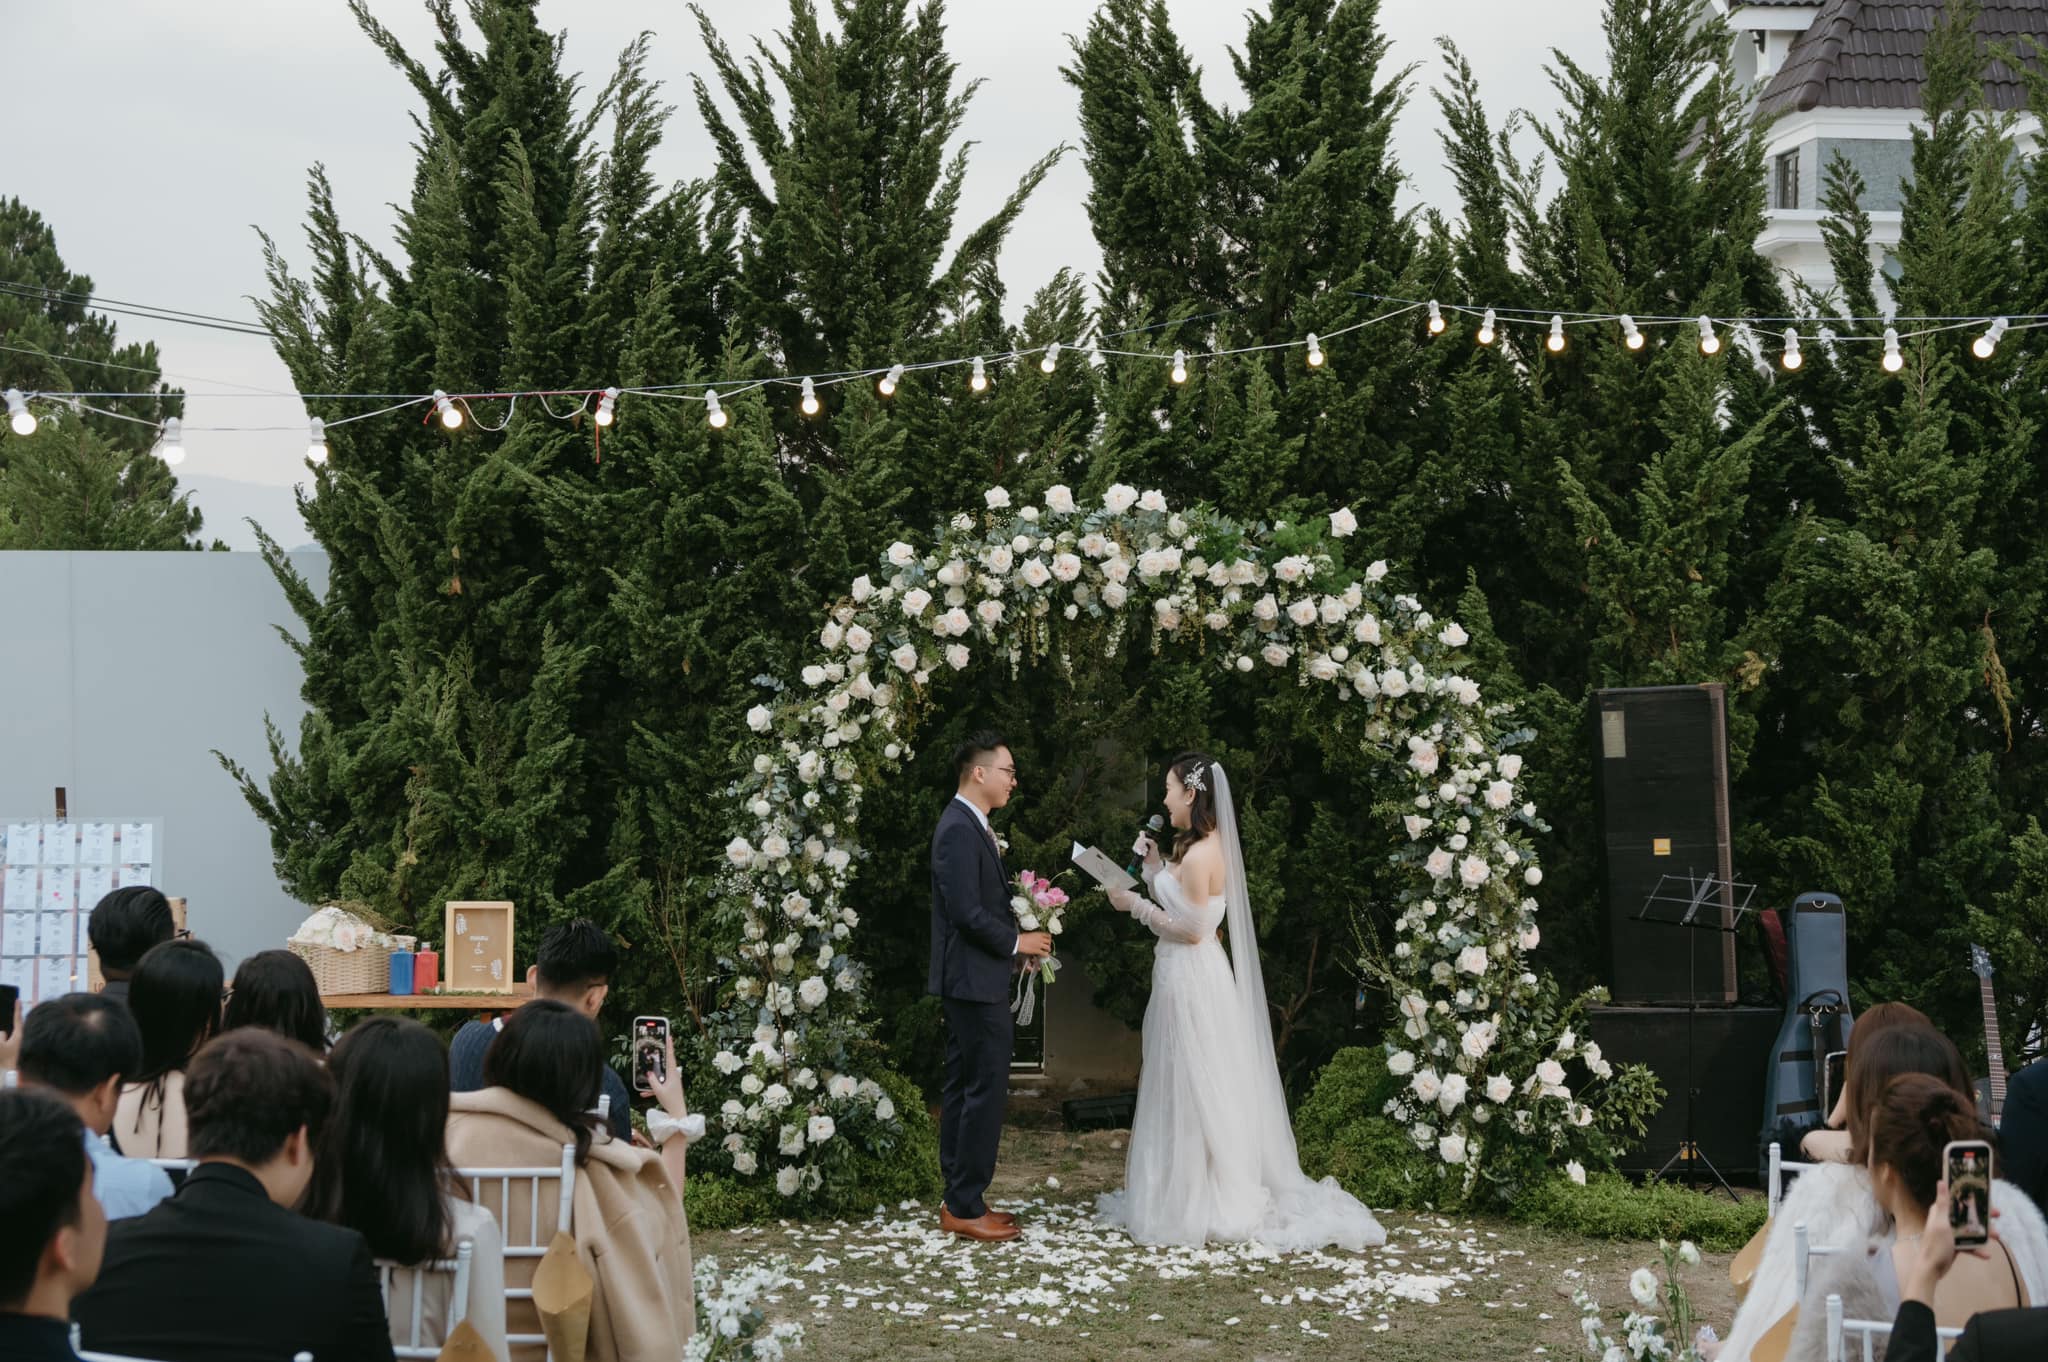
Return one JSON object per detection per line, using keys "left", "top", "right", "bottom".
{"left": 1717, "top": 1, "right": 2043, "bottom": 301}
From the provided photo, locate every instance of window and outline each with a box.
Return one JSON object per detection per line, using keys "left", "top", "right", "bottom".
{"left": 1775, "top": 151, "right": 1801, "bottom": 211}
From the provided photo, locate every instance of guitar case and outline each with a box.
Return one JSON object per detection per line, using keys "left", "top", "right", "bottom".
{"left": 1757, "top": 892, "right": 1854, "bottom": 1169}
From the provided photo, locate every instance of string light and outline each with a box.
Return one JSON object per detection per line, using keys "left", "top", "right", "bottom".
{"left": 1546, "top": 316, "right": 1565, "bottom": 353}
{"left": 1040, "top": 342, "right": 1061, "bottom": 375}
{"left": 1477, "top": 309, "right": 1496, "bottom": 346}
{"left": 307, "top": 417, "right": 328, "bottom": 464}
{"left": 431, "top": 389, "right": 463, "bottom": 430}
{"left": 799, "top": 377, "right": 820, "bottom": 416}
{"left": 594, "top": 387, "right": 619, "bottom": 427}
{"left": 1306, "top": 333, "right": 1325, "bottom": 367}
{"left": 1697, "top": 316, "right": 1720, "bottom": 356}
{"left": 1426, "top": 300, "right": 1445, "bottom": 335}
{"left": 156, "top": 417, "right": 184, "bottom": 466}
{"left": 4, "top": 388, "right": 34, "bottom": 436}
{"left": 878, "top": 363, "right": 903, "bottom": 397}
{"left": 969, "top": 356, "right": 988, "bottom": 392}
{"left": 706, "top": 390, "right": 727, "bottom": 429}
{"left": 1781, "top": 328, "right": 1802, "bottom": 370}
{"left": 1973, "top": 317, "right": 2007, "bottom": 359}
{"left": 1620, "top": 315, "right": 1644, "bottom": 350}
{"left": 1881, "top": 327, "right": 1904, "bottom": 372}
{"left": 1170, "top": 349, "right": 1188, "bottom": 384}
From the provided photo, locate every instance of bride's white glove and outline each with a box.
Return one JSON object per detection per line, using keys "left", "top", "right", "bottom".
{"left": 1131, "top": 832, "right": 1164, "bottom": 891}
{"left": 1107, "top": 886, "right": 1141, "bottom": 914}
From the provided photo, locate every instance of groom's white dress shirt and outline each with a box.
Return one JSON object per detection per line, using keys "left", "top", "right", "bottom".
{"left": 953, "top": 794, "right": 1022, "bottom": 957}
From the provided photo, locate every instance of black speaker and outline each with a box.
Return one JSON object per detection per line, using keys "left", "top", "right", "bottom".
{"left": 1587, "top": 1005, "right": 1780, "bottom": 1178}
{"left": 1591, "top": 685, "right": 1737, "bottom": 1003}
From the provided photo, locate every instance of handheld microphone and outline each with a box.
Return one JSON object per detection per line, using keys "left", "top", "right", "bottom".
{"left": 1125, "top": 813, "right": 1167, "bottom": 878}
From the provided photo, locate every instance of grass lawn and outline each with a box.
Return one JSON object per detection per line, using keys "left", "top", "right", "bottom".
{"left": 693, "top": 1125, "right": 1744, "bottom": 1360}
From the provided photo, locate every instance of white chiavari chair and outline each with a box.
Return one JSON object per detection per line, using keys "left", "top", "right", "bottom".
{"left": 377, "top": 1235, "right": 475, "bottom": 1360}
{"left": 1823, "top": 1291, "right": 1963, "bottom": 1362}
{"left": 454, "top": 1142, "right": 577, "bottom": 1362}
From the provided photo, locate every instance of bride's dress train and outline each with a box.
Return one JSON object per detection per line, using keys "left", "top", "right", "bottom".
{"left": 1096, "top": 766, "right": 1386, "bottom": 1252}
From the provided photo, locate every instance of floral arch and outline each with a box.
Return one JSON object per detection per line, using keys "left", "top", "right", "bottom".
{"left": 707, "top": 482, "right": 1617, "bottom": 1202}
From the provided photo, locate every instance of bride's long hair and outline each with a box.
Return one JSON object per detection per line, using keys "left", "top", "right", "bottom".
{"left": 1166, "top": 751, "right": 1220, "bottom": 860}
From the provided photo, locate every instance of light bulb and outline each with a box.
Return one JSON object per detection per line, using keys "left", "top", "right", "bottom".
{"left": 594, "top": 386, "right": 618, "bottom": 427}
{"left": 1426, "top": 300, "right": 1446, "bottom": 335}
{"left": 1781, "top": 328, "right": 1802, "bottom": 370}
{"left": 4, "top": 388, "right": 34, "bottom": 436}
{"left": 157, "top": 417, "right": 185, "bottom": 467}
{"left": 879, "top": 363, "right": 903, "bottom": 397}
{"left": 1040, "top": 341, "right": 1061, "bottom": 375}
{"left": 800, "top": 377, "right": 820, "bottom": 416}
{"left": 307, "top": 416, "right": 328, "bottom": 464}
{"left": 1972, "top": 317, "right": 2007, "bottom": 360}
{"left": 1546, "top": 316, "right": 1566, "bottom": 353}
{"left": 1305, "top": 333, "right": 1324, "bottom": 368}
{"left": 432, "top": 389, "right": 463, "bottom": 430}
{"left": 1477, "top": 309, "right": 1496, "bottom": 346}
{"left": 1620, "top": 315, "right": 1644, "bottom": 350}
{"left": 969, "top": 356, "right": 988, "bottom": 392}
{"left": 1881, "top": 327, "right": 1903, "bottom": 372}
{"left": 1170, "top": 349, "right": 1188, "bottom": 384}
{"left": 1697, "top": 315, "right": 1720, "bottom": 356}
{"left": 706, "top": 390, "right": 728, "bottom": 428}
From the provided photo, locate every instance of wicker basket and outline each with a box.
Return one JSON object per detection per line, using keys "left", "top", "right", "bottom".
{"left": 290, "top": 937, "right": 394, "bottom": 995}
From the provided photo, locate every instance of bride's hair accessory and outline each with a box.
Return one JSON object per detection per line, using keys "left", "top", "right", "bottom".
{"left": 1180, "top": 761, "right": 1208, "bottom": 794}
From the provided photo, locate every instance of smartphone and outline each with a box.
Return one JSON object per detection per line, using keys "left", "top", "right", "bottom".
{"left": 1944, "top": 1139, "right": 1993, "bottom": 1248}
{"left": 632, "top": 1015, "right": 670, "bottom": 1095}
{"left": 0, "top": 982, "right": 17, "bottom": 1035}
{"left": 1821, "top": 1049, "right": 1847, "bottom": 1118}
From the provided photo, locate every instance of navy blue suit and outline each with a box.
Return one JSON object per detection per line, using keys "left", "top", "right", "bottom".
{"left": 928, "top": 797, "right": 1017, "bottom": 1218}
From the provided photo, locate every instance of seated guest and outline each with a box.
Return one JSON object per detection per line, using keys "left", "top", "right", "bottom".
{"left": 73, "top": 1029, "right": 394, "bottom": 1362}
{"left": 18, "top": 994, "right": 173, "bottom": 1218}
{"left": 306, "top": 1018, "right": 506, "bottom": 1361}
{"left": 1799, "top": 1002, "right": 1933, "bottom": 1163}
{"left": 113, "top": 938, "right": 222, "bottom": 1159}
{"left": 0, "top": 1090, "right": 107, "bottom": 1362}
{"left": 2001, "top": 1058, "right": 2048, "bottom": 1213}
{"left": 86, "top": 886, "right": 176, "bottom": 1008}
{"left": 1720, "top": 1022, "right": 1976, "bottom": 1360}
{"left": 451, "top": 919, "right": 632, "bottom": 1141}
{"left": 447, "top": 999, "right": 694, "bottom": 1361}
{"left": 222, "top": 949, "right": 330, "bottom": 1053}
{"left": 1785, "top": 1074, "right": 2048, "bottom": 1361}
{"left": 1883, "top": 1174, "right": 2048, "bottom": 1362}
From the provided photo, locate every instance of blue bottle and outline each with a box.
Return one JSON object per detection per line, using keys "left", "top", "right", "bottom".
{"left": 388, "top": 947, "right": 415, "bottom": 995}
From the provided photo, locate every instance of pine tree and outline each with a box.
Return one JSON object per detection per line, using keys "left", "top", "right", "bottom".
{"left": 0, "top": 197, "right": 208, "bottom": 549}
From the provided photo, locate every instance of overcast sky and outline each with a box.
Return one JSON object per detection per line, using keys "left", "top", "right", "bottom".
{"left": 5, "top": 0, "right": 1609, "bottom": 548}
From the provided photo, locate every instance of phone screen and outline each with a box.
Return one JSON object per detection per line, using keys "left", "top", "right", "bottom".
{"left": 1945, "top": 1141, "right": 1992, "bottom": 1247}
{"left": 632, "top": 1016, "right": 669, "bottom": 1094}
{"left": 0, "top": 982, "right": 17, "bottom": 1035}
{"left": 1821, "top": 1049, "right": 1847, "bottom": 1117}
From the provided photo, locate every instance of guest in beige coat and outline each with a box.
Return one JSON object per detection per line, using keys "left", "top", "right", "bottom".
{"left": 113, "top": 939, "right": 223, "bottom": 1160}
{"left": 446, "top": 1000, "right": 694, "bottom": 1362}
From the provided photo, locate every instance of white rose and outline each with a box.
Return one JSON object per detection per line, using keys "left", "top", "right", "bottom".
{"left": 1404, "top": 814, "right": 1430, "bottom": 840}
{"left": 1438, "top": 1133, "right": 1467, "bottom": 1165}
{"left": 1629, "top": 1268, "right": 1659, "bottom": 1308}
{"left": 1486, "top": 1074, "right": 1512, "bottom": 1103}
{"left": 945, "top": 644, "right": 971, "bottom": 670}
{"left": 1411, "top": 1069, "right": 1442, "bottom": 1103}
{"left": 776, "top": 1166, "right": 802, "bottom": 1196}
{"left": 1103, "top": 483, "right": 1139, "bottom": 513}
{"left": 1307, "top": 654, "right": 1340, "bottom": 681}
{"left": 1366, "top": 559, "right": 1389, "bottom": 582}
{"left": 714, "top": 1050, "right": 743, "bottom": 1075}
{"left": 801, "top": 664, "right": 826, "bottom": 688}
{"left": 1011, "top": 534, "right": 1034, "bottom": 555}
{"left": 850, "top": 574, "right": 874, "bottom": 602}
{"left": 1228, "top": 559, "right": 1258, "bottom": 585}
{"left": 1102, "top": 581, "right": 1128, "bottom": 608}
{"left": 1329, "top": 507, "right": 1358, "bottom": 537}
{"left": 1020, "top": 557, "right": 1052, "bottom": 588}
{"left": 1410, "top": 745, "right": 1440, "bottom": 776}
{"left": 1457, "top": 944, "right": 1490, "bottom": 975}
{"left": 1524, "top": 866, "right": 1544, "bottom": 886}
{"left": 1439, "top": 622, "right": 1469, "bottom": 647}
{"left": 726, "top": 836, "right": 754, "bottom": 867}
{"left": 1566, "top": 1159, "right": 1587, "bottom": 1186}
{"left": 1274, "top": 555, "right": 1310, "bottom": 583}
{"left": 984, "top": 486, "right": 1012, "bottom": 509}
{"left": 1536, "top": 1059, "right": 1566, "bottom": 1087}
{"left": 874, "top": 1095, "right": 896, "bottom": 1121}
{"left": 902, "top": 587, "right": 932, "bottom": 616}
{"left": 887, "top": 541, "right": 917, "bottom": 567}
{"left": 732, "top": 1151, "right": 758, "bottom": 1176}
{"left": 1261, "top": 643, "right": 1291, "bottom": 667}
{"left": 1354, "top": 614, "right": 1382, "bottom": 645}
{"left": 761, "top": 833, "right": 791, "bottom": 860}
{"left": 1319, "top": 595, "right": 1348, "bottom": 625}
{"left": 1045, "top": 484, "right": 1076, "bottom": 514}
{"left": 1448, "top": 677, "right": 1482, "bottom": 706}
{"left": 935, "top": 606, "right": 968, "bottom": 636}
{"left": 1520, "top": 924, "right": 1541, "bottom": 951}
{"left": 1399, "top": 993, "right": 1428, "bottom": 1020}
{"left": 808, "top": 1114, "right": 836, "bottom": 1144}
{"left": 1253, "top": 593, "right": 1279, "bottom": 622}
{"left": 1138, "top": 488, "right": 1168, "bottom": 513}
{"left": 1050, "top": 553, "right": 1082, "bottom": 582}
{"left": 1381, "top": 669, "right": 1408, "bottom": 697}
{"left": 843, "top": 624, "right": 873, "bottom": 653}
{"left": 1287, "top": 598, "right": 1318, "bottom": 627}
{"left": 1425, "top": 849, "right": 1454, "bottom": 880}
{"left": 1388, "top": 1050, "right": 1416, "bottom": 1075}
{"left": 1439, "top": 1074, "right": 1469, "bottom": 1111}
{"left": 1499, "top": 754, "right": 1523, "bottom": 780}
{"left": 741, "top": 1073, "right": 764, "bottom": 1096}
{"left": 1458, "top": 856, "right": 1491, "bottom": 889}
{"left": 746, "top": 704, "right": 774, "bottom": 733}
{"left": 762, "top": 1083, "right": 792, "bottom": 1111}
{"left": 1482, "top": 780, "right": 1513, "bottom": 811}
{"left": 891, "top": 643, "right": 919, "bottom": 673}
{"left": 798, "top": 977, "right": 830, "bottom": 1010}
{"left": 828, "top": 1075, "right": 857, "bottom": 1101}
{"left": 976, "top": 599, "right": 1004, "bottom": 626}
{"left": 985, "top": 545, "right": 1014, "bottom": 574}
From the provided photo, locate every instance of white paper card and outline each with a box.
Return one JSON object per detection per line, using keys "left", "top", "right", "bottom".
{"left": 40, "top": 824, "right": 75, "bottom": 866}
{"left": 76, "top": 909, "right": 93, "bottom": 957}
{"left": 117, "top": 865, "right": 153, "bottom": 889}
{"left": 3, "top": 867, "right": 35, "bottom": 911}
{"left": 1070, "top": 842, "right": 1137, "bottom": 893}
{"left": 38, "top": 955, "right": 75, "bottom": 998}
{"left": 6, "top": 824, "right": 39, "bottom": 866}
{"left": 41, "top": 912, "right": 70, "bottom": 953}
{"left": 119, "top": 823, "right": 153, "bottom": 865}
{"left": 2, "top": 912, "right": 36, "bottom": 956}
{"left": 41, "top": 875, "right": 74, "bottom": 915}
{"left": 78, "top": 865, "right": 112, "bottom": 915}
{"left": 78, "top": 822, "right": 114, "bottom": 864}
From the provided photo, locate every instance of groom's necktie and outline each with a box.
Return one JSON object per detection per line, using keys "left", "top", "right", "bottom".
{"left": 976, "top": 817, "right": 1002, "bottom": 866}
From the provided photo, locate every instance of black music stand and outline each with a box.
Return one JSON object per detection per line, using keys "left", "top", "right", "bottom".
{"left": 1634, "top": 870, "right": 1758, "bottom": 1199}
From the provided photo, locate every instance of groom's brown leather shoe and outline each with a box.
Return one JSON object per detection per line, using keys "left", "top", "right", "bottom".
{"left": 941, "top": 1206, "right": 1021, "bottom": 1242}
{"left": 987, "top": 1210, "right": 1018, "bottom": 1227}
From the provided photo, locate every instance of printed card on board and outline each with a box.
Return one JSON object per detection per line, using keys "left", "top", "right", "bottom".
{"left": 40, "top": 824, "right": 75, "bottom": 866}
{"left": 119, "top": 823, "right": 153, "bottom": 865}
{"left": 444, "top": 901, "right": 516, "bottom": 993}
{"left": 78, "top": 823, "right": 114, "bottom": 865}
{"left": 5, "top": 824, "right": 38, "bottom": 867}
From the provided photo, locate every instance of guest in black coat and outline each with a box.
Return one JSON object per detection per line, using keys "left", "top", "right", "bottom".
{"left": 72, "top": 1029, "right": 395, "bottom": 1362}
{"left": 0, "top": 1090, "right": 107, "bottom": 1362}
{"left": 1999, "top": 1059, "right": 2048, "bottom": 1212}
{"left": 1886, "top": 1174, "right": 2048, "bottom": 1361}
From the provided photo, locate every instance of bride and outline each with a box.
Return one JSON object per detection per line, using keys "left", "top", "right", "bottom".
{"left": 1097, "top": 752, "right": 1386, "bottom": 1251}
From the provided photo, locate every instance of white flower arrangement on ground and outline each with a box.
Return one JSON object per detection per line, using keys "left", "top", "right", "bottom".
{"left": 1573, "top": 1239, "right": 1705, "bottom": 1362}
{"left": 717, "top": 482, "right": 1626, "bottom": 1198}
{"left": 686, "top": 1254, "right": 805, "bottom": 1361}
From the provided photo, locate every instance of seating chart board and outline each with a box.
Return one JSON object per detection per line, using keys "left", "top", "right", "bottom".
{"left": 1, "top": 819, "right": 163, "bottom": 1007}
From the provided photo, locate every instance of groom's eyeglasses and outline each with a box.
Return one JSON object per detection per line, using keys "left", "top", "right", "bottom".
{"left": 994, "top": 764, "right": 1018, "bottom": 783}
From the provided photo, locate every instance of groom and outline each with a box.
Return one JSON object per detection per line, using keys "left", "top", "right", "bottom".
{"left": 929, "top": 729, "right": 1053, "bottom": 1243}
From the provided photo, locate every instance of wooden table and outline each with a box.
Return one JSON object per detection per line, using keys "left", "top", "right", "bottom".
{"left": 321, "top": 982, "right": 534, "bottom": 1010}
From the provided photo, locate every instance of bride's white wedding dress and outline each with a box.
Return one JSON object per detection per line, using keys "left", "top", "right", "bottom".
{"left": 1096, "top": 764, "right": 1386, "bottom": 1252}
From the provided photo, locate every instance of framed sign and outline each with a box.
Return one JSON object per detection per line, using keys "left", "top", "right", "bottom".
{"left": 444, "top": 901, "right": 516, "bottom": 993}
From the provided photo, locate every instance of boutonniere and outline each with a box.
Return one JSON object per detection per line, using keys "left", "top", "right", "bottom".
{"left": 995, "top": 834, "right": 1010, "bottom": 853}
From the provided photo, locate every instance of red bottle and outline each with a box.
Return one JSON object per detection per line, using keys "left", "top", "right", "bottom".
{"left": 414, "top": 944, "right": 440, "bottom": 993}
